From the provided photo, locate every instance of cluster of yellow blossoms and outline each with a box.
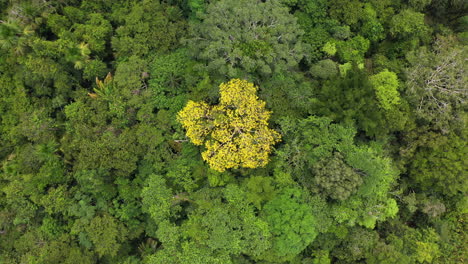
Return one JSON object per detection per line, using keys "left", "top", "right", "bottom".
{"left": 177, "top": 79, "right": 281, "bottom": 172}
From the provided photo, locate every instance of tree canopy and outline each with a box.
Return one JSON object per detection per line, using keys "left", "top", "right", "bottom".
{"left": 0, "top": 0, "right": 465, "bottom": 263}
{"left": 178, "top": 79, "right": 280, "bottom": 172}
{"left": 188, "top": 0, "right": 305, "bottom": 78}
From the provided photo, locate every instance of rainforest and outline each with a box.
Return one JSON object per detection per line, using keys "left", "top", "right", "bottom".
{"left": 0, "top": 0, "right": 466, "bottom": 263}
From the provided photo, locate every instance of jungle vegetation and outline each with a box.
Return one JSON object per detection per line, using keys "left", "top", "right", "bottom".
{"left": 0, "top": 0, "right": 466, "bottom": 263}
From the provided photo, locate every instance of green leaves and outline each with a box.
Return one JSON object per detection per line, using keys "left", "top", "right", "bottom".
{"left": 242, "top": 176, "right": 277, "bottom": 209}
{"left": 310, "top": 59, "right": 338, "bottom": 79}
{"left": 369, "top": 69, "right": 400, "bottom": 110}
{"left": 409, "top": 132, "right": 467, "bottom": 197}
{"left": 86, "top": 214, "right": 127, "bottom": 257}
{"left": 311, "top": 152, "right": 363, "bottom": 201}
{"left": 141, "top": 174, "right": 178, "bottom": 223}
{"left": 277, "top": 116, "right": 399, "bottom": 228}
{"left": 149, "top": 49, "right": 190, "bottom": 112}
{"left": 260, "top": 187, "right": 317, "bottom": 261}
{"left": 145, "top": 185, "right": 272, "bottom": 262}
{"left": 390, "top": 9, "right": 430, "bottom": 40}
{"left": 188, "top": 0, "right": 305, "bottom": 77}
{"left": 0, "top": 0, "right": 465, "bottom": 263}
{"left": 310, "top": 66, "right": 404, "bottom": 137}
{"left": 112, "top": 0, "right": 186, "bottom": 58}
{"left": 335, "top": 35, "right": 370, "bottom": 63}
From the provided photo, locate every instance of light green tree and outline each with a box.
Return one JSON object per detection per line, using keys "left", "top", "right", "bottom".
{"left": 260, "top": 187, "right": 317, "bottom": 262}
{"left": 369, "top": 69, "right": 401, "bottom": 110}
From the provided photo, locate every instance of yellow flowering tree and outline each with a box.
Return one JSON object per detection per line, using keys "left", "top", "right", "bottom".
{"left": 178, "top": 79, "right": 281, "bottom": 172}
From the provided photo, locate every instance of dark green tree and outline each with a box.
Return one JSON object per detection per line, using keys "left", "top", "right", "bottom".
{"left": 311, "top": 152, "right": 363, "bottom": 201}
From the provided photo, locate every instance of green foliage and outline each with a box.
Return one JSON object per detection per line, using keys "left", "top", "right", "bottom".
{"left": 361, "top": 19, "right": 385, "bottom": 42}
{"left": 112, "top": 0, "right": 186, "bottom": 58}
{"left": 332, "top": 227, "right": 379, "bottom": 262}
{"left": 242, "top": 176, "right": 277, "bottom": 210}
{"left": 294, "top": 0, "right": 329, "bottom": 22}
{"left": 437, "top": 207, "right": 468, "bottom": 263}
{"left": 310, "top": 59, "right": 338, "bottom": 79}
{"left": 390, "top": 9, "right": 431, "bottom": 41}
{"left": 329, "top": 0, "right": 365, "bottom": 28}
{"left": 260, "top": 187, "right": 317, "bottom": 262}
{"left": 336, "top": 35, "right": 370, "bottom": 63}
{"left": 310, "top": 66, "right": 387, "bottom": 137}
{"left": 408, "top": 0, "right": 432, "bottom": 11}
{"left": 311, "top": 152, "right": 363, "bottom": 201}
{"left": 368, "top": 221, "right": 443, "bottom": 263}
{"left": 188, "top": 0, "right": 305, "bottom": 77}
{"left": 408, "top": 132, "right": 467, "bottom": 197}
{"left": 83, "top": 59, "right": 108, "bottom": 81}
{"left": 187, "top": 0, "right": 207, "bottom": 19}
{"left": 74, "top": 169, "right": 116, "bottom": 201}
{"left": 277, "top": 116, "right": 399, "bottom": 228}
{"left": 146, "top": 186, "right": 272, "bottom": 262}
{"left": 259, "top": 72, "right": 315, "bottom": 120}
{"left": 149, "top": 49, "right": 191, "bottom": 112}
{"left": 0, "top": 0, "right": 464, "bottom": 262}
{"left": 72, "top": 13, "right": 112, "bottom": 55}
{"left": 321, "top": 42, "right": 337, "bottom": 56}
{"left": 141, "top": 174, "right": 178, "bottom": 223}
{"left": 299, "top": 22, "right": 331, "bottom": 62}
{"left": 369, "top": 69, "right": 401, "bottom": 110}
{"left": 86, "top": 214, "right": 127, "bottom": 257}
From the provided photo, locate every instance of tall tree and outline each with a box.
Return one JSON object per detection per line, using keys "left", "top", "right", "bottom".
{"left": 178, "top": 79, "right": 281, "bottom": 172}
{"left": 112, "top": 0, "right": 186, "bottom": 58}
{"left": 188, "top": 0, "right": 305, "bottom": 78}
{"left": 406, "top": 36, "right": 467, "bottom": 133}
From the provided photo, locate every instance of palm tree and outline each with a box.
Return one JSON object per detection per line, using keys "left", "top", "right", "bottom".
{"left": 64, "top": 42, "right": 91, "bottom": 69}
{"left": 0, "top": 20, "right": 21, "bottom": 50}
{"left": 0, "top": 20, "right": 34, "bottom": 55}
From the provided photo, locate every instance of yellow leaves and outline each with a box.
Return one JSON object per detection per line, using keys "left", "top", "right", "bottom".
{"left": 79, "top": 42, "right": 90, "bottom": 56}
{"left": 96, "top": 72, "right": 113, "bottom": 90}
{"left": 87, "top": 92, "right": 98, "bottom": 99}
{"left": 178, "top": 79, "right": 281, "bottom": 172}
{"left": 219, "top": 78, "right": 258, "bottom": 106}
{"left": 177, "top": 100, "right": 211, "bottom": 145}
{"left": 93, "top": 72, "right": 113, "bottom": 99}
{"left": 74, "top": 43, "right": 91, "bottom": 69}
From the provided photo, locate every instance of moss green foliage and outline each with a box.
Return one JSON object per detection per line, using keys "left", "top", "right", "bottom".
{"left": 311, "top": 66, "right": 397, "bottom": 137}
{"left": 86, "top": 214, "right": 127, "bottom": 257}
{"left": 112, "top": 0, "right": 186, "bottom": 58}
{"left": 409, "top": 132, "right": 467, "bottom": 197}
{"left": 311, "top": 152, "right": 363, "bottom": 201}
{"left": 310, "top": 59, "right": 338, "bottom": 79}
{"left": 0, "top": 0, "right": 465, "bottom": 263}
{"left": 336, "top": 35, "right": 370, "bottom": 63}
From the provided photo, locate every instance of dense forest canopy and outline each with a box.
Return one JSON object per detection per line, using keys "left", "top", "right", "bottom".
{"left": 0, "top": 0, "right": 466, "bottom": 263}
